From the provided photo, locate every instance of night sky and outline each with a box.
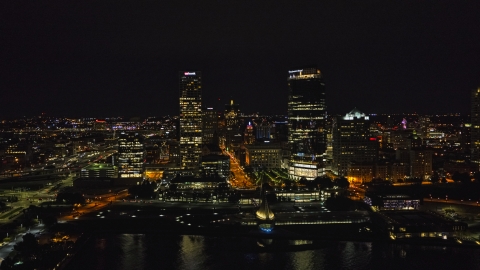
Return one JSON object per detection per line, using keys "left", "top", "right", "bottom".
{"left": 1, "top": 1, "right": 480, "bottom": 118}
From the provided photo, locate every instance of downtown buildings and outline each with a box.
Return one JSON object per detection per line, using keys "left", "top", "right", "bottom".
{"left": 471, "top": 87, "right": 480, "bottom": 167}
{"left": 287, "top": 67, "right": 327, "bottom": 180}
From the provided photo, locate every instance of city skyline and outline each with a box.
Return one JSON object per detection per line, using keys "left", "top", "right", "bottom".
{"left": 1, "top": 1, "right": 479, "bottom": 118}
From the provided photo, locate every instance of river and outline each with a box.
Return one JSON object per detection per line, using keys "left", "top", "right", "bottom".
{"left": 65, "top": 234, "right": 480, "bottom": 270}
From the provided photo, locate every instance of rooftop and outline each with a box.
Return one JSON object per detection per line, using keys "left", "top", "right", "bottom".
{"left": 82, "top": 163, "right": 116, "bottom": 171}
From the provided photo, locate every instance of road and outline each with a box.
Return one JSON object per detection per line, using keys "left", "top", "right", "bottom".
{"left": 0, "top": 172, "right": 79, "bottom": 224}
{"left": 0, "top": 223, "right": 46, "bottom": 263}
{"left": 224, "top": 151, "right": 254, "bottom": 189}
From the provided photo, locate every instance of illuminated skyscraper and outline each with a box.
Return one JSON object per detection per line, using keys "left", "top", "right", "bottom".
{"left": 287, "top": 67, "right": 326, "bottom": 180}
{"left": 332, "top": 108, "right": 378, "bottom": 178}
{"left": 471, "top": 87, "right": 480, "bottom": 165}
{"left": 179, "top": 71, "right": 203, "bottom": 172}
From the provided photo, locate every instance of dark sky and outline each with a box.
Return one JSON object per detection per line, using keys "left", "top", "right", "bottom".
{"left": 1, "top": 1, "right": 480, "bottom": 118}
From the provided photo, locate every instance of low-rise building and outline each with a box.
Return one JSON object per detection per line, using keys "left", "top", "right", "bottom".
{"left": 169, "top": 175, "right": 227, "bottom": 190}
{"left": 200, "top": 154, "right": 230, "bottom": 179}
{"left": 377, "top": 211, "right": 467, "bottom": 240}
{"left": 245, "top": 141, "right": 282, "bottom": 169}
{"left": 80, "top": 163, "right": 117, "bottom": 178}
{"left": 364, "top": 194, "right": 420, "bottom": 211}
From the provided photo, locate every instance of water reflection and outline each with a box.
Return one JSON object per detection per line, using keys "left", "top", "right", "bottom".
{"left": 178, "top": 235, "right": 206, "bottom": 270}
{"left": 66, "top": 234, "right": 480, "bottom": 270}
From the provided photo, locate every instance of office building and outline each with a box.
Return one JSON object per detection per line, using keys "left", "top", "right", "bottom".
{"left": 287, "top": 67, "right": 326, "bottom": 180}
{"left": 245, "top": 141, "right": 282, "bottom": 169}
{"left": 200, "top": 154, "right": 230, "bottom": 179}
{"left": 244, "top": 122, "right": 255, "bottom": 144}
{"left": 256, "top": 119, "right": 272, "bottom": 139}
{"left": 332, "top": 108, "right": 378, "bottom": 178}
{"left": 409, "top": 148, "right": 433, "bottom": 180}
{"left": 81, "top": 163, "right": 117, "bottom": 178}
{"left": 118, "top": 132, "right": 144, "bottom": 178}
{"left": 472, "top": 87, "right": 480, "bottom": 166}
{"left": 202, "top": 107, "right": 218, "bottom": 145}
{"left": 224, "top": 99, "right": 240, "bottom": 151}
{"left": 179, "top": 71, "right": 203, "bottom": 172}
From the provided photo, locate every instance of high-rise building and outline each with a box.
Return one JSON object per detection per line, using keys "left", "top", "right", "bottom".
{"left": 287, "top": 67, "right": 326, "bottom": 180}
{"left": 225, "top": 99, "right": 240, "bottom": 127}
{"left": 224, "top": 99, "right": 240, "bottom": 151}
{"left": 332, "top": 108, "right": 378, "bottom": 177}
{"left": 118, "top": 132, "right": 144, "bottom": 178}
{"left": 256, "top": 119, "right": 272, "bottom": 139}
{"left": 409, "top": 148, "right": 433, "bottom": 180}
{"left": 179, "top": 71, "right": 203, "bottom": 172}
{"left": 244, "top": 122, "right": 255, "bottom": 144}
{"left": 202, "top": 107, "right": 218, "bottom": 145}
{"left": 471, "top": 87, "right": 480, "bottom": 165}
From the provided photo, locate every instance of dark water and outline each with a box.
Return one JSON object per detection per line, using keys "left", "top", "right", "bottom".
{"left": 66, "top": 234, "right": 480, "bottom": 270}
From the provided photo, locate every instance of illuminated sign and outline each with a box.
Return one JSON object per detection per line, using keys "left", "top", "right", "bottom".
{"left": 184, "top": 72, "right": 196, "bottom": 76}
{"left": 288, "top": 69, "right": 303, "bottom": 74}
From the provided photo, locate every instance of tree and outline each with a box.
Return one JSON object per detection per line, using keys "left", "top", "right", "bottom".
{"left": 283, "top": 179, "right": 293, "bottom": 190}
{"left": 314, "top": 176, "right": 333, "bottom": 190}
{"left": 14, "top": 233, "right": 38, "bottom": 255}
{"left": 334, "top": 177, "right": 350, "bottom": 189}
{"left": 474, "top": 172, "right": 480, "bottom": 182}
{"left": 56, "top": 192, "right": 85, "bottom": 205}
{"left": 129, "top": 181, "right": 156, "bottom": 198}
{"left": 0, "top": 256, "right": 14, "bottom": 269}
{"left": 299, "top": 177, "right": 308, "bottom": 186}
{"left": 43, "top": 216, "right": 57, "bottom": 227}
{"left": 430, "top": 171, "right": 440, "bottom": 183}
{"left": 324, "top": 196, "right": 355, "bottom": 211}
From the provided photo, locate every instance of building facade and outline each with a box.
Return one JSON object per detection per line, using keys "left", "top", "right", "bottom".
{"left": 287, "top": 67, "right": 326, "bottom": 180}
{"left": 332, "top": 108, "right": 378, "bottom": 177}
{"left": 472, "top": 87, "right": 480, "bottom": 166}
{"left": 202, "top": 107, "right": 218, "bottom": 145}
{"left": 200, "top": 154, "right": 230, "bottom": 179}
{"left": 224, "top": 99, "right": 241, "bottom": 151}
{"left": 117, "top": 132, "right": 144, "bottom": 178}
{"left": 179, "top": 71, "right": 203, "bottom": 172}
{"left": 81, "top": 163, "right": 117, "bottom": 178}
{"left": 245, "top": 141, "right": 283, "bottom": 169}
{"left": 409, "top": 148, "right": 433, "bottom": 180}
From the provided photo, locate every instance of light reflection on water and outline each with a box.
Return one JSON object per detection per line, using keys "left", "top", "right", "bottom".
{"left": 67, "top": 234, "right": 480, "bottom": 270}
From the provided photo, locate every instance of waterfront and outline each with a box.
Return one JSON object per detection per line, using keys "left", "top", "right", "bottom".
{"left": 65, "top": 234, "right": 479, "bottom": 270}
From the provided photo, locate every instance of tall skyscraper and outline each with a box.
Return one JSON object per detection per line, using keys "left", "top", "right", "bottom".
{"left": 287, "top": 67, "right": 326, "bottom": 180}
{"left": 472, "top": 87, "right": 480, "bottom": 166}
{"left": 179, "top": 71, "right": 203, "bottom": 172}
